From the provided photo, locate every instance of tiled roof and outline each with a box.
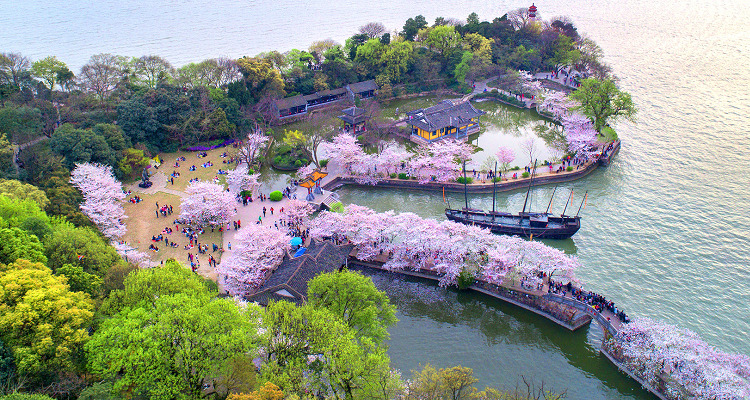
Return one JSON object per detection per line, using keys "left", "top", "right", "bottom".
{"left": 406, "top": 100, "right": 484, "bottom": 132}
{"left": 246, "top": 240, "right": 354, "bottom": 306}
{"left": 347, "top": 80, "right": 378, "bottom": 94}
{"left": 274, "top": 95, "right": 307, "bottom": 110}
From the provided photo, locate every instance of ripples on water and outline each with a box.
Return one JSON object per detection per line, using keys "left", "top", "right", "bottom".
{"left": 2, "top": 0, "right": 749, "bottom": 397}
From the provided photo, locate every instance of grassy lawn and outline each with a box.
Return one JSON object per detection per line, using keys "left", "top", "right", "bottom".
{"left": 122, "top": 145, "right": 240, "bottom": 279}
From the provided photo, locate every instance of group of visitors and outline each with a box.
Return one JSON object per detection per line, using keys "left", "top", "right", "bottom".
{"left": 128, "top": 195, "right": 142, "bottom": 203}
{"left": 548, "top": 279, "right": 630, "bottom": 324}
{"left": 155, "top": 203, "right": 173, "bottom": 218}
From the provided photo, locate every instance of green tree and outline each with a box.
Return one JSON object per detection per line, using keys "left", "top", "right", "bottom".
{"left": 91, "top": 123, "right": 129, "bottom": 152}
{"left": 236, "top": 57, "right": 285, "bottom": 103}
{"left": 402, "top": 15, "right": 428, "bottom": 41}
{"left": 49, "top": 124, "right": 118, "bottom": 169}
{"left": 0, "top": 394, "right": 55, "bottom": 400}
{"left": 0, "top": 197, "right": 51, "bottom": 238}
{"left": 87, "top": 293, "right": 259, "bottom": 399}
{"left": 30, "top": 56, "right": 68, "bottom": 90}
{"left": 307, "top": 271, "right": 397, "bottom": 344}
{"left": 0, "top": 106, "right": 43, "bottom": 145}
{"left": 0, "top": 180, "right": 49, "bottom": 209}
{"left": 454, "top": 51, "right": 474, "bottom": 84}
{"left": 44, "top": 221, "right": 121, "bottom": 276}
{"left": 76, "top": 382, "right": 115, "bottom": 400}
{"left": 133, "top": 55, "right": 174, "bottom": 88}
{"left": 570, "top": 78, "right": 637, "bottom": 133}
{"left": 0, "top": 339, "right": 16, "bottom": 392}
{"left": 56, "top": 264, "right": 102, "bottom": 298}
{"left": 424, "top": 26, "right": 462, "bottom": 58}
{"left": 0, "top": 227, "right": 47, "bottom": 266}
{"left": 0, "top": 262, "right": 93, "bottom": 377}
{"left": 0, "top": 134, "right": 13, "bottom": 178}
{"left": 406, "top": 364, "right": 479, "bottom": 400}
{"left": 466, "top": 12, "right": 480, "bottom": 25}
{"left": 261, "top": 301, "right": 391, "bottom": 399}
{"left": 117, "top": 148, "right": 150, "bottom": 178}
{"left": 101, "top": 259, "right": 215, "bottom": 315}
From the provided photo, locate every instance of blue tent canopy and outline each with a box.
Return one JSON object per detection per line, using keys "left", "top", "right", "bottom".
{"left": 290, "top": 237, "right": 303, "bottom": 246}
{"left": 294, "top": 247, "right": 307, "bottom": 257}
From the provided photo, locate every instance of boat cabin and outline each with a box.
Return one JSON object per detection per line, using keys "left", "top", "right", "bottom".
{"left": 406, "top": 100, "right": 484, "bottom": 143}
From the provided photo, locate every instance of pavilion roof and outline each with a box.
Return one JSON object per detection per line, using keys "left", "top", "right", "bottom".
{"left": 337, "top": 106, "right": 370, "bottom": 124}
{"left": 275, "top": 95, "right": 307, "bottom": 110}
{"left": 406, "top": 100, "right": 484, "bottom": 132}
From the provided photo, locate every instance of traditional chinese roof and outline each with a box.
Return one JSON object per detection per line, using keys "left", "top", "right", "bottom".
{"left": 337, "top": 106, "right": 369, "bottom": 125}
{"left": 303, "top": 87, "right": 347, "bottom": 102}
{"left": 246, "top": 240, "right": 354, "bottom": 305}
{"left": 274, "top": 95, "right": 307, "bottom": 110}
{"left": 406, "top": 100, "right": 485, "bottom": 132}
{"left": 347, "top": 80, "right": 378, "bottom": 94}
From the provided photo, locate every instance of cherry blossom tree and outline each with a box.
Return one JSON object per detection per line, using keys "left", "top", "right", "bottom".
{"left": 518, "top": 70, "right": 543, "bottom": 97}
{"left": 612, "top": 318, "right": 750, "bottom": 399}
{"left": 178, "top": 181, "right": 237, "bottom": 228}
{"left": 70, "top": 162, "right": 127, "bottom": 239}
{"left": 377, "top": 142, "right": 410, "bottom": 175}
{"left": 540, "top": 90, "right": 578, "bottom": 119}
{"left": 496, "top": 146, "right": 516, "bottom": 173}
{"left": 324, "top": 133, "right": 367, "bottom": 173}
{"left": 280, "top": 199, "right": 314, "bottom": 227}
{"left": 237, "top": 132, "right": 269, "bottom": 166}
{"left": 562, "top": 113, "right": 598, "bottom": 157}
{"left": 309, "top": 205, "right": 579, "bottom": 287}
{"left": 295, "top": 164, "right": 315, "bottom": 180}
{"left": 226, "top": 164, "right": 260, "bottom": 195}
{"left": 111, "top": 241, "right": 151, "bottom": 267}
{"left": 217, "top": 224, "right": 291, "bottom": 295}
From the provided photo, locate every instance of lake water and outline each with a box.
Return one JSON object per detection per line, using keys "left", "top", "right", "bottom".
{"left": 3, "top": 0, "right": 749, "bottom": 398}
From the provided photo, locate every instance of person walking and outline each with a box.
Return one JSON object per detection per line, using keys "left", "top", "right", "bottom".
{"left": 263, "top": 207, "right": 267, "bottom": 217}
{"left": 227, "top": 242, "right": 232, "bottom": 250}
{"left": 270, "top": 207, "right": 274, "bottom": 215}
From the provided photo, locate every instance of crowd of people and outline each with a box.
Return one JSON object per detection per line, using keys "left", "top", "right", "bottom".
{"left": 548, "top": 279, "right": 630, "bottom": 324}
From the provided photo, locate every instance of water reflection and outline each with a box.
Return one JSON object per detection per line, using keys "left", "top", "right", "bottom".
{"left": 357, "top": 268, "right": 655, "bottom": 399}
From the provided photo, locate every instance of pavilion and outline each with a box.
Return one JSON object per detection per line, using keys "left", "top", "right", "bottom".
{"left": 337, "top": 106, "right": 369, "bottom": 133}
{"left": 406, "top": 100, "right": 484, "bottom": 144}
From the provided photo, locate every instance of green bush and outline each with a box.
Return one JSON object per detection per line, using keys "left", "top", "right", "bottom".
{"left": 457, "top": 269, "right": 476, "bottom": 290}
{"left": 456, "top": 177, "right": 473, "bottom": 184}
{"left": 294, "top": 160, "right": 302, "bottom": 167}
{"left": 273, "top": 156, "right": 282, "bottom": 164}
{"left": 329, "top": 201, "right": 345, "bottom": 213}
{"left": 301, "top": 158, "right": 308, "bottom": 165}
{"left": 410, "top": 176, "right": 417, "bottom": 180}
{"left": 492, "top": 177, "right": 502, "bottom": 183}
{"left": 511, "top": 166, "right": 521, "bottom": 171}
{"left": 398, "top": 173, "right": 408, "bottom": 180}
{"left": 319, "top": 159, "right": 329, "bottom": 167}
{"left": 389, "top": 173, "right": 397, "bottom": 178}
{"left": 566, "top": 166, "right": 574, "bottom": 172}
{"left": 240, "top": 190, "right": 252, "bottom": 198}
{"left": 269, "top": 191, "right": 283, "bottom": 201}
{"left": 247, "top": 169, "right": 254, "bottom": 174}
{"left": 521, "top": 172, "right": 530, "bottom": 178}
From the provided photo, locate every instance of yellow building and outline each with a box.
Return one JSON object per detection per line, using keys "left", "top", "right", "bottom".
{"left": 407, "top": 100, "right": 484, "bottom": 143}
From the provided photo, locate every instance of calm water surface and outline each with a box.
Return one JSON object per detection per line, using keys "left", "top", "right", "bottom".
{"left": 3, "top": 0, "right": 749, "bottom": 398}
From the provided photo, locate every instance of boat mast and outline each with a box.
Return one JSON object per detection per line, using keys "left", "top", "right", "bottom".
{"left": 463, "top": 160, "right": 468, "bottom": 212}
{"left": 562, "top": 190, "right": 574, "bottom": 216}
{"left": 521, "top": 160, "right": 536, "bottom": 214}
{"left": 492, "top": 161, "right": 497, "bottom": 221}
{"left": 546, "top": 186, "right": 558, "bottom": 214}
{"left": 575, "top": 190, "right": 588, "bottom": 217}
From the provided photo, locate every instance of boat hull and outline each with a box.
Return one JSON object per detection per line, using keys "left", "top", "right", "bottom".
{"left": 445, "top": 209, "right": 581, "bottom": 239}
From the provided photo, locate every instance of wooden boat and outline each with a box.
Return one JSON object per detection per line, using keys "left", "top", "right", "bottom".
{"left": 445, "top": 161, "right": 584, "bottom": 239}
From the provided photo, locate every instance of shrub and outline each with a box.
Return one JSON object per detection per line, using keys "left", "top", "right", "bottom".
{"left": 390, "top": 173, "right": 397, "bottom": 178}
{"left": 566, "top": 166, "right": 574, "bottom": 172}
{"left": 319, "top": 159, "right": 329, "bottom": 167}
{"left": 294, "top": 160, "right": 302, "bottom": 167}
{"left": 456, "top": 177, "right": 473, "bottom": 184}
{"left": 329, "top": 201, "right": 345, "bottom": 213}
{"left": 511, "top": 166, "right": 521, "bottom": 171}
{"left": 398, "top": 173, "right": 408, "bottom": 180}
{"left": 301, "top": 158, "right": 308, "bottom": 165}
{"left": 240, "top": 190, "right": 252, "bottom": 198}
{"left": 269, "top": 191, "right": 283, "bottom": 201}
{"left": 247, "top": 169, "right": 254, "bottom": 174}
{"left": 521, "top": 172, "right": 530, "bottom": 178}
{"left": 492, "top": 177, "right": 502, "bottom": 183}
{"left": 457, "top": 269, "right": 476, "bottom": 290}
{"left": 273, "top": 156, "right": 282, "bottom": 164}
{"left": 410, "top": 176, "right": 417, "bottom": 180}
